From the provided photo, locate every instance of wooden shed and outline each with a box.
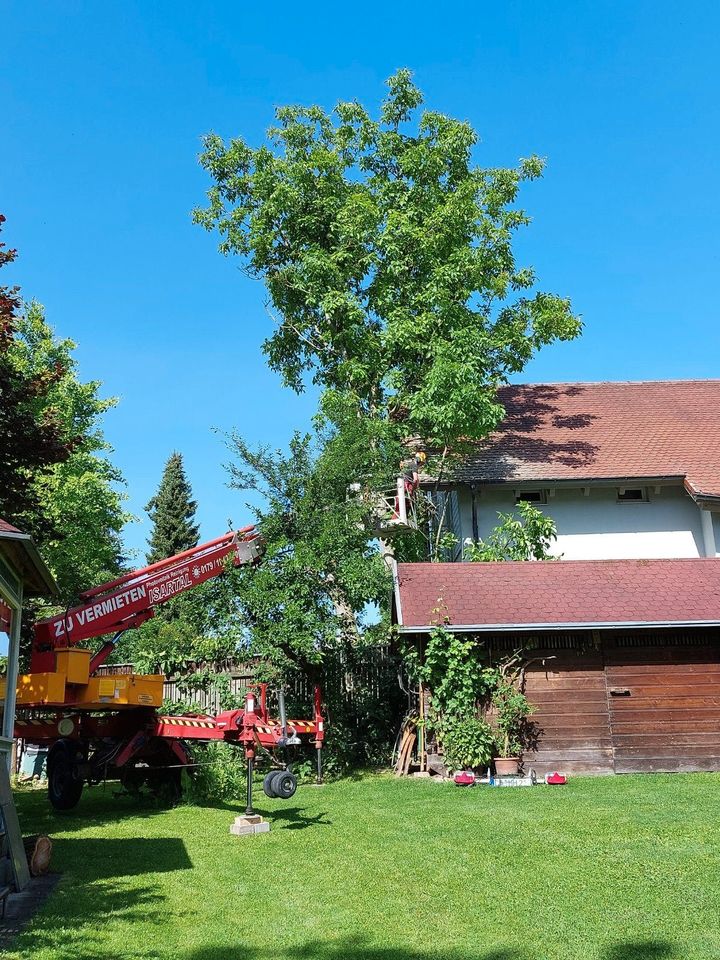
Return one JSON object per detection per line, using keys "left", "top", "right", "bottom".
{"left": 394, "top": 558, "right": 720, "bottom": 775}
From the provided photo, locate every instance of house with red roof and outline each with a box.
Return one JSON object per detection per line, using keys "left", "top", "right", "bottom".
{"left": 394, "top": 380, "right": 720, "bottom": 776}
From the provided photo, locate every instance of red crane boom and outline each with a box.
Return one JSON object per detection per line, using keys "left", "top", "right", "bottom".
{"left": 30, "top": 527, "right": 263, "bottom": 673}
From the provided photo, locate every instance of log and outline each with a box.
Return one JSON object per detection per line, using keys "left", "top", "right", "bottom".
{"left": 22, "top": 835, "right": 52, "bottom": 876}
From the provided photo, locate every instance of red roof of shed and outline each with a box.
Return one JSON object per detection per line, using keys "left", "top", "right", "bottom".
{"left": 395, "top": 559, "right": 720, "bottom": 631}
{"left": 448, "top": 380, "right": 720, "bottom": 499}
{"left": 0, "top": 519, "right": 22, "bottom": 534}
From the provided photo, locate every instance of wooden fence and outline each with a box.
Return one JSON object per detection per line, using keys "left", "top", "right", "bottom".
{"left": 98, "top": 645, "right": 401, "bottom": 716}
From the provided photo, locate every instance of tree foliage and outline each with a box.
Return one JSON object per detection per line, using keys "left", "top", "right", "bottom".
{"left": 7, "top": 301, "right": 128, "bottom": 604}
{"left": 193, "top": 72, "right": 581, "bottom": 711}
{"left": 463, "top": 500, "right": 558, "bottom": 562}
{"left": 220, "top": 411, "right": 396, "bottom": 680}
{"left": 145, "top": 452, "right": 200, "bottom": 564}
{"left": 195, "top": 69, "right": 580, "bottom": 448}
{"left": 0, "top": 216, "right": 72, "bottom": 530}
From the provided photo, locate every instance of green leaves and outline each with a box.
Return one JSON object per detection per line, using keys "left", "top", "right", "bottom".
{"left": 217, "top": 421, "right": 397, "bottom": 679}
{"left": 440, "top": 715, "right": 495, "bottom": 771}
{"left": 4, "top": 300, "right": 128, "bottom": 606}
{"left": 464, "top": 500, "right": 559, "bottom": 562}
{"left": 195, "top": 70, "right": 580, "bottom": 448}
{"left": 492, "top": 676, "right": 536, "bottom": 758}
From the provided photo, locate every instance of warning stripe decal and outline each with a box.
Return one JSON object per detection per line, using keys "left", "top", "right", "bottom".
{"left": 158, "top": 717, "right": 217, "bottom": 729}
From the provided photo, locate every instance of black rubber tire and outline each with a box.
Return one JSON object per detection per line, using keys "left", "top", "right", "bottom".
{"left": 271, "top": 770, "right": 297, "bottom": 800}
{"left": 47, "top": 740, "right": 84, "bottom": 811}
{"left": 262, "top": 771, "right": 279, "bottom": 799}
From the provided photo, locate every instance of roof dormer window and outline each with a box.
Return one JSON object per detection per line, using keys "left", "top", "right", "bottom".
{"left": 515, "top": 490, "right": 546, "bottom": 505}
{"left": 617, "top": 487, "right": 648, "bottom": 503}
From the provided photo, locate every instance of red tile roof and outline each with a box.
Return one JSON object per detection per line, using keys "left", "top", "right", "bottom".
{"left": 0, "top": 518, "right": 21, "bottom": 535}
{"left": 395, "top": 559, "right": 720, "bottom": 631}
{"left": 447, "top": 380, "right": 720, "bottom": 499}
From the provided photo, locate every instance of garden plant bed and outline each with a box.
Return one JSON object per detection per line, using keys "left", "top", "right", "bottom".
{"left": 7, "top": 773, "right": 720, "bottom": 960}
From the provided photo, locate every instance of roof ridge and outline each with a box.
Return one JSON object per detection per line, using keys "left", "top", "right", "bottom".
{"left": 502, "top": 378, "right": 720, "bottom": 387}
{"left": 398, "top": 557, "right": 720, "bottom": 568}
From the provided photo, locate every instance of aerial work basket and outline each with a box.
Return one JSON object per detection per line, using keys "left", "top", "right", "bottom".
{"left": 348, "top": 476, "right": 420, "bottom": 536}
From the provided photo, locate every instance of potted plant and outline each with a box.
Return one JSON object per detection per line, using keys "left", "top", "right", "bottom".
{"left": 491, "top": 677, "right": 535, "bottom": 776}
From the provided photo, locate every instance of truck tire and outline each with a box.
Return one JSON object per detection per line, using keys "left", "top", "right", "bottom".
{"left": 47, "top": 739, "right": 84, "bottom": 811}
{"left": 271, "top": 770, "right": 297, "bottom": 800}
{"left": 262, "top": 771, "right": 279, "bottom": 798}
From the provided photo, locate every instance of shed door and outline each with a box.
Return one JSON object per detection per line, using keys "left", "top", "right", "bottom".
{"left": 605, "top": 635, "right": 720, "bottom": 773}
{"left": 523, "top": 648, "right": 614, "bottom": 775}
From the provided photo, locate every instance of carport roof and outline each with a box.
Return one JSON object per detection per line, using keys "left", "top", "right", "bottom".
{"left": 394, "top": 558, "right": 720, "bottom": 632}
{"left": 0, "top": 518, "right": 59, "bottom": 598}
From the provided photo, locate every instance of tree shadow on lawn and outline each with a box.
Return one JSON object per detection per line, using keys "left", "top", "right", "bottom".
{"left": 6, "top": 836, "right": 193, "bottom": 957}
{"left": 15, "top": 785, "right": 188, "bottom": 836}
{"left": 183, "top": 937, "right": 679, "bottom": 960}
{"left": 51, "top": 835, "right": 193, "bottom": 878}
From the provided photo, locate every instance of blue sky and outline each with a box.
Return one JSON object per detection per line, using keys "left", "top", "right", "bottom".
{"left": 3, "top": 1, "right": 719, "bottom": 560}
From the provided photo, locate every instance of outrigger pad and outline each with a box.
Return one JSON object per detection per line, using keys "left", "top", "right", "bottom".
{"left": 230, "top": 815, "right": 270, "bottom": 837}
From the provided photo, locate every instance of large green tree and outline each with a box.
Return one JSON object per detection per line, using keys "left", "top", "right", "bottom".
{"left": 145, "top": 452, "right": 200, "bottom": 564}
{"left": 195, "top": 69, "right": 580, "bottom": 449}
{"left": 194, "top": 71, "right": 581, "bottom": 679}
{"left": 219, "top": 402, "right": 399, "bottom": 681}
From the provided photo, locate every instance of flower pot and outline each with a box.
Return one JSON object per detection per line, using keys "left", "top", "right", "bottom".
{"left": 494, "top": 757, "right": 520, "bottom": 776}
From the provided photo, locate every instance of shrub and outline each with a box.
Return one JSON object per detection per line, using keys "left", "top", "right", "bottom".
{"left": 492, "top": 677, "right": 535, "bottom": 757}
{"left": 184, "top": 741, "right": 246, "bottom": 804}
{"left": 440, "top": 715, "right": 495, "bottom": 771}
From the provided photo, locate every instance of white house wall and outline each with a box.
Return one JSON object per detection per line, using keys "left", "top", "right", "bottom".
{"left": 455, "top": 485, "right": 708, "bottom": 561}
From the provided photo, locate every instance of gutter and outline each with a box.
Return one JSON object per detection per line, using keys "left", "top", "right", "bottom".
{"left": 397, "top": 619, "right": 720, "bottom": 634}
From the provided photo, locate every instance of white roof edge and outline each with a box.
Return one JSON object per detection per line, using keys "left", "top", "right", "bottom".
{"left": 390, "top": 558, "right": 403, "bottom": 626}
{"left": 397, "top": 619, "right": 720, "bottom": 634}
{"left": 0, "top": 528, "right": 59, "bottom": 597}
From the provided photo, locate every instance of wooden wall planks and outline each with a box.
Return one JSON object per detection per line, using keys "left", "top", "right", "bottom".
{"left": 605, "top": 638, "right": 720, "bottom": 774}
{"left": 518, "top": 629, "right": 720, "bottom": 776}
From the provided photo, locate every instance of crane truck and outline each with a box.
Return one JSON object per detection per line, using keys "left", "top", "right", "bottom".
{"left": 3, "top": 526, "right": 324, "bottom": 814}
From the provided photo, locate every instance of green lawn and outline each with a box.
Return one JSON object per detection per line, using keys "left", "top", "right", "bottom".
{"left": 8, "top": 772, "right": 720, "bottom": 960}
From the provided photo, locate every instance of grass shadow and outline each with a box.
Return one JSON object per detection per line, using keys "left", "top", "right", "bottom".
{"left": 260, "top": 805, "right": 331, "bottom": 830}
{"left": 185, "top": 939, "right": 529, "bottom": 960}
{"left": 184, "top": 939, "right": 679, "bottom": 960}
{"left": 603, "top": 943, "right": 677, "bottom": 960}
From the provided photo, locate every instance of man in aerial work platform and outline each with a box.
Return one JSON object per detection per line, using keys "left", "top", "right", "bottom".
{"left": 400, "top": 450, "right": 426, "bottom": 498}
{"left": 393, "top": 450, "right": 426, "bottom": 524}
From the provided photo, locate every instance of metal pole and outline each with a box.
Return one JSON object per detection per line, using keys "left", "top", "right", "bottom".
{"left": 396, "top": 477, "right": 407, "bottom": 525}
{"left": 2, "top": 585, "right": 22, "bottom": 774}
{"left": 316, "top": 746, "right": 323, "bottom": 785}
{"left": 278, "top": 688, "right": 287, "bottom": 745}
{"left": 245, "top": 756, "right": 254, "bottom": 816}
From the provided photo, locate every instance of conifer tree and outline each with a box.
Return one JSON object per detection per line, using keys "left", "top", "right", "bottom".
{"left": 145, "top": 452, "right": 200, "bottom": 564}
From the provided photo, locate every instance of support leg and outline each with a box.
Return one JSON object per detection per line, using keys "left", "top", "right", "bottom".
{"left": 245, "top": 756, "right": 254, "bottom": 816}
{"left": 316, "top": 746, "right": 323, "bottom": 785}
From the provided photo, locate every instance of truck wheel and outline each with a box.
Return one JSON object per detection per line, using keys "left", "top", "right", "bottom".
{"left": 271, "top": 770, "right": 297, "bottom": 800}
{"left": 48, "top": 740, "right": 84, "bottom": 811}
{"left": 262, "top": 771, "right": 279, "bottom": 798}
